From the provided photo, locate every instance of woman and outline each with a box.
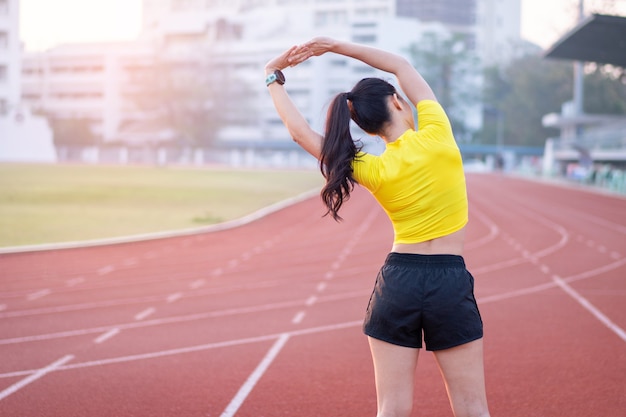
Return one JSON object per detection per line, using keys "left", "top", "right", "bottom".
{"left": 265, "top": 37, "right": 490, "bottom": 417}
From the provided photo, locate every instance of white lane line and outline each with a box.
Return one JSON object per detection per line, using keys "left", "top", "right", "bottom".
{"left": 5, "top": 250, "right": 622, "bottom": 346}
{"left": 0, "top": 292, "right": 367, "bottom": 347}
{"left": 478, "top": 282, "right": 558, "bottom": 303}
{"left": 0, "top": 355, "right": 74, "bottom": 401}
{"left": 189, "top": 279, "right": 205, "bottom": 289}
{"left": 220, "top": 334, "right": 290, "bottom": 417}
{"left": 291, "top": 311, "right": 305, "bottom": 324}
{"left": 305, "top": 296, "right": 317, "bottom": 306}
{"left": 94, "top": 328, "right": 120, "bottom": 344}
{"left": 317, "top": 282, "right": 327, "bottom": 292}
{"left": 122, "top": 258, "right": 138, "bottom": 267}
{"left": 66, "top": 277, "right": 84, "bottom": 287}
{"left": 167, "top": 293, "right": 182, "bottom": 303}
{"left": 552, "top": 275, "right": 626, "bottom": 343}
{"left": 97, "top": 265, "right": 115, "bottom": 276}
{"left": 0, "top": 321, "right": 363, "bottom": 379}
{"left": 465, "top": 205, "right": 500, "bottom": 250}
{"left": 134, "top": 308, "right": 156, "bottom": 321}
{"left": 26, "top": 289, "right": 51, "bottom": 301}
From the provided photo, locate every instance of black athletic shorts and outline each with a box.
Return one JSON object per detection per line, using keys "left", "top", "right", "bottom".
{"left": 363, "top": 252, "right": 483, "bottom": 351}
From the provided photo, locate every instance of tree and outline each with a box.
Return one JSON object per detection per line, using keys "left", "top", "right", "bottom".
{"left": 126, "top": 51, "right": 255, "bottom": 147}
{"left": 582, "top": 64, "right": 626, "bottom": 114}
{"left": 477, "top": 55, "right": 573, "bottom": 147}
{"left": 478, "top": 54, "right": 626, "bottom": 147}
{"left": 407, "top": 31, "right": 482, "bottom": 141}
{"left": 39, "top": 113, "right": 98, "bottom": 147}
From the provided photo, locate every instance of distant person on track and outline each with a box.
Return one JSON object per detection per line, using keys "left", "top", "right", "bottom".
{"left": 265, "top": 37, "right": 490, "bottom": 417}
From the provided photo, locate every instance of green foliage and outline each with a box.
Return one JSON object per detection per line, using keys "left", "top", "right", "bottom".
{"left": 479, "top": 56, "right": 626, "bottom": 147}
{"left": 45, "top": 116, "right": 98, "bottom": 146}
{"left": 583, "top": 65, "right": 626, "bottom": 114}
{"left": 407, "top": 32, "right": 482, "bottom": 141}
{"left": 127, "top": 53, "right": 255, "bottom": 147}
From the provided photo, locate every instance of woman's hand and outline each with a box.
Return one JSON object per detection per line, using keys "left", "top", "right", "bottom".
{"left": 264, "top": 45, "right": 298, "bottom": 74}
{"left": 289, "top": 37, "right": 337, "bottom": 65}
{"left": 265, "top": 37, "right": 339, "bottom": 74}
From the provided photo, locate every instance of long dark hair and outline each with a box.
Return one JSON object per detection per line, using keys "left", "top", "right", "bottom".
{"left": 320, "top": 78, "right": 397, "bottom": 221}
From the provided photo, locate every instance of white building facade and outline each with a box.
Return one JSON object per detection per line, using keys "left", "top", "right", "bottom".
{"left": 0, "top": 0, "right": 20, "bottom": 114}
{"left": 0, "top": 0, "right": 56, "bottom": 163}
{"left": 476, "top": 0, "right": 527, "bottom": 67}
{"left": 22, "top": 42, "right": 155, "bottom": 143}
{"left": 19, "top": 0, "right": 524, "bottom": 164}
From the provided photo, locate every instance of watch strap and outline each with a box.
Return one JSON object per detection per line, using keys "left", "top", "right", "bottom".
{"left": 265, "top": 73, "right": 278, "bottom": 86}
{"left": 265, "top": 70, "right": 285, "bottom": 86}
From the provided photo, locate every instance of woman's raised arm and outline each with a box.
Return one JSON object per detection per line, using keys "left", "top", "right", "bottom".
{"left": 265, "top": 46, "right": 323, "bottom": 160}
{"left": 291, "top": 37, "right": 436, "bottom": 105}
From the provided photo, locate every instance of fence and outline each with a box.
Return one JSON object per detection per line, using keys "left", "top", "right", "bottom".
{"left": 55, "top": 144, "right": 318, "bottom": 169}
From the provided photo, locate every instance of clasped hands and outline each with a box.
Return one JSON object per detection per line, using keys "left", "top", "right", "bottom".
{"left": 265, "top": 37, "right": 337, "bottom": 73}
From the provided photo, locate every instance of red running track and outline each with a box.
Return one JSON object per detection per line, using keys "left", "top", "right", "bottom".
{"left": 0, "top": 174, "right": 624, "bottom": 417}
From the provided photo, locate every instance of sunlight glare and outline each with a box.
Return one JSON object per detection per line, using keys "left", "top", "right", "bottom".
{"left": 20, "top": 0, "right": 142, "bottom": 52}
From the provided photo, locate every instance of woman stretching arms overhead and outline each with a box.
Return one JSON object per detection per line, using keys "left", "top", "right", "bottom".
{"left": 265, "top": 37, "right": 491, "bottom": 417}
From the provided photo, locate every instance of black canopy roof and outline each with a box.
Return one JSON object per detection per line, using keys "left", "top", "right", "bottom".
{"left": 544, "top": 14, "right": 626, "bottom": 67}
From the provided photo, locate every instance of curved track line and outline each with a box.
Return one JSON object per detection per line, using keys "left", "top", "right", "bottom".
{"left": 471, "top": 191, "right": 626, "bottom": 342}
{"left": 465, "top": 204, "right": 500, "bottom": 250}
{"left": 468, "top": 198, "right": 569, "bottom": 275}
{"left": 477, "top": 257, "right": 626, "bottom": 303}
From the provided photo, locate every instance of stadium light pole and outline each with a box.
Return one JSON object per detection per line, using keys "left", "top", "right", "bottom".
{"left": 573, "top": 0, "right": 585, "bottom": 137}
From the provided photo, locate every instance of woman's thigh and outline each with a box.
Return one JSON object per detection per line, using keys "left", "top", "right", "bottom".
{"left": 433, "top": 339, "right": 489, "bottom": 417}
{"left": 368, "top": 336, "right": 420, "bottom": 416}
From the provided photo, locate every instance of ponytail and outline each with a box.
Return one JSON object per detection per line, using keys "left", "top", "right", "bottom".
{"left": 319, "top": 78, "right": 396, "bottom": 221}
{"left": 319, "top": 92, "right": 358, "bottom": 221}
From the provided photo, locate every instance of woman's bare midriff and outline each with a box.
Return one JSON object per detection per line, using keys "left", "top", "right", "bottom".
{"left": 391, "top": 227, "right": 466, "bottom": 256}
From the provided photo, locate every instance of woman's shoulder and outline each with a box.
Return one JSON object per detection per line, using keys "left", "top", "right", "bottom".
{"left": 415, "top": 99, "right": 452, "bottom": 133}
{"left": 415, "top": 99, "right": 444, "bottom": 113}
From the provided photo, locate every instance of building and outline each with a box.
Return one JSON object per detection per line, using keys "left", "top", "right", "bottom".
{"left": 0, "top": 0, "right": 55, "bottom": 163}
{"left": 21, "top": 41, "right": 155, "bottom": 143}
{"left": 397, "top": 0, "right": 477, "bottom": 34}
{"left": 19, "top": 0, "right": 524, "bottom": 166}
{"left": 0, "top": 0, "right": 20, "bottom": 114}
{"left": 476, "top": 0, "right": 529, "bottom": 67}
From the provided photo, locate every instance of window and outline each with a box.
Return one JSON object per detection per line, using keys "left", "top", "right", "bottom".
{"left": 0, "top": 65, "right": 7, "bottom": 83}
{"left": 0, "top": 32, "right": 8, "bottom": 49}
{"left": 330, "top": 59, "right": 347, "bottom": 67}
{"left": 352, "top": 34, "right": 377, "bottom": 44}
{"left": 352, "top": 22, "right": 376, "bottom": 28}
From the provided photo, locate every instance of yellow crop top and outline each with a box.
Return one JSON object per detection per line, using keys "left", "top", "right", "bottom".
{"left": 351, "top": 100, "right": 468, "bottom": 245}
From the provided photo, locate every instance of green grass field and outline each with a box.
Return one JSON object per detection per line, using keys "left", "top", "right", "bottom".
{"left": 0, "top": 164, "right": 323, "bottom": 248}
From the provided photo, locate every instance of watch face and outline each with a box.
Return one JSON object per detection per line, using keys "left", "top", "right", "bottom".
{"left": 275, "top": 70, "right": 285, "bottom": 84}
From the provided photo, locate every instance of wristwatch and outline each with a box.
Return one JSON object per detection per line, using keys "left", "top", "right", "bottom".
{"left": 266, "top": 69, "right": 285, "bottom": 86}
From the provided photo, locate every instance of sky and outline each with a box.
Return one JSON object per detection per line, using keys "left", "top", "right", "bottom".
{"left": 18, "top": 0, "right": 626, "bottom": 52}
